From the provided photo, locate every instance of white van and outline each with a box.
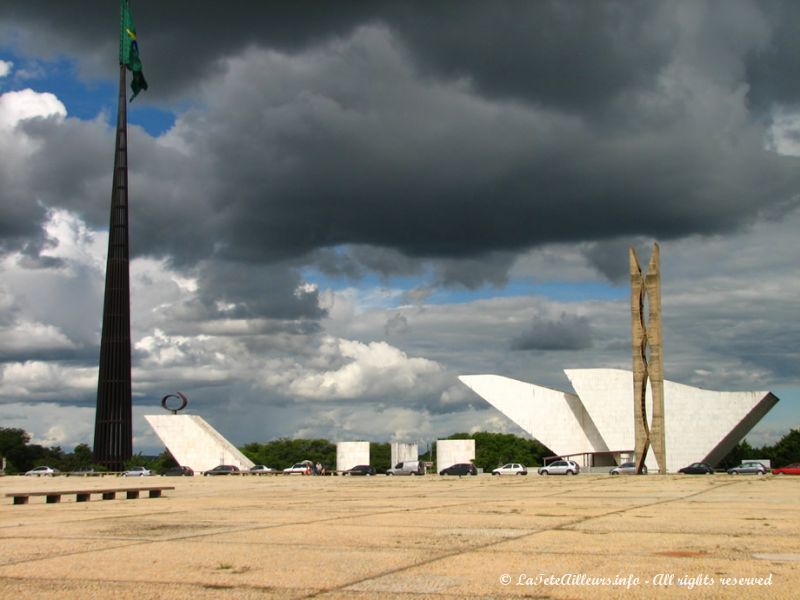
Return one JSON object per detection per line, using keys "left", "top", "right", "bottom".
{"left": 386, "top": 460, "right": 424, "bottom": 476}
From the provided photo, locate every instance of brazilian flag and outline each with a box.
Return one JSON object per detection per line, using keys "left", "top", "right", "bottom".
{"left": 120, "top": 0, "right": 148, "bottom": 101}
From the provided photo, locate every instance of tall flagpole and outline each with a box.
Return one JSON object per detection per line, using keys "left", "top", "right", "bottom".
{"left": 93, "top": 60, "right": 132, "bottom": 471}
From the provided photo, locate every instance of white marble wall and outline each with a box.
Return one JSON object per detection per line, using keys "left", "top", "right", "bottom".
{"left": 459, "top": 370, "right": 778, "bottom": 473}
{"left": 436, "top": 439, "right": 475, "bottom": 473}
{"left": 390, "top": 442, "right": 418, "bottom": 467}
{"left": 145, "top": 414, "right": 255, "bottom": 473}
{"left": 336, "top": 441, "right": 370, "bottom": 472}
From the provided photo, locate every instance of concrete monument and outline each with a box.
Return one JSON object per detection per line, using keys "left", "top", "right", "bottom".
{"left": 459, "top": 370, "right": 778, "bottom": 473}
{"left": 630, "top": 243, "right": 666, "bottom": 474}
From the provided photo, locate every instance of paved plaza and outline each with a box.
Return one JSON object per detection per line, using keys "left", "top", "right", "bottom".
{"left": 0, "top": 473, "right": 798, "bottom": 599}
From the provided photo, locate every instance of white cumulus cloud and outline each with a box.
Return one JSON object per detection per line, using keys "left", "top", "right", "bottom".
{"left": 289, "top": 337, "right": 442, "bottom": 400}
{"left": 0, "top": 88, "right": 66, "bottom": 129}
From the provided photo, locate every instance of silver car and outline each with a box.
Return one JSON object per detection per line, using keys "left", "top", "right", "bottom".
{"left": 610, "top": 461, "right": 647, "bottom": 475}
{"left": 121, "top": 466, "right": 152, "bottom": 477}
{"left": 727, "top": 462, "right": 767, "bottom": 475}
{"left": 25, "top": 466, "right": 60, "bottom": 477}
{"left": 538, "top": 460, "right": 580, "bottom": 476}
{"left": 492, "top": 463, "right": 527, "bottom": 476}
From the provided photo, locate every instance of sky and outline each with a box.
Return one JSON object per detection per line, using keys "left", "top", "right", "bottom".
{"left": 0, "top": 0, "right": 798, "bottom": 457}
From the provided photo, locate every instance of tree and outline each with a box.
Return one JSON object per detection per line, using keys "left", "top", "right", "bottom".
{"left": 763, "top": 429, "right": 800, "bottom": 467}
{"left": 0, "top": 428, "right": 61, "bottom": 473}
{"left": 370, "top": 442, "right": 390, "bottom": 474}
{"left": 241, "top": 438, "right": 336, "bottom": 469}
{"left": 0, "top": 428, "right": 31, "bottom": 473}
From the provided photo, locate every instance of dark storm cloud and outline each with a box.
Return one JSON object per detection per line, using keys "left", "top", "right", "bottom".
{"left": 580, "top": 238, "right": 656, "bottom": 284}
{"left": 744, "top": 0, "right": 800, "bottom": 111}
{"left": 510, "top": 313, "right": 593, "bottom": 351}
{"left": 3, "top": 1, "right": 800, "bottom": 286}
{"left": 0, "top": 1, "right": 370, "bottom": 100}
{"left": 173, "top": 260, "right": 326, "bottom": 322}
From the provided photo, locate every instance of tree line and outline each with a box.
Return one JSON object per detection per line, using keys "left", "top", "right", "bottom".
{"left": 1, "top": 426, "right": 798, "bottom": 474}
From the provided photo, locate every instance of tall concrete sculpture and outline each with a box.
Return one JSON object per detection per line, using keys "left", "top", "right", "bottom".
{"left": 630, "top": 243, "right": 666, "bottom": 474}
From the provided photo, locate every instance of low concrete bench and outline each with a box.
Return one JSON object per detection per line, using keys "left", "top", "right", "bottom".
{"left": 6, "top": 486, "right": 175, "bottom": 505}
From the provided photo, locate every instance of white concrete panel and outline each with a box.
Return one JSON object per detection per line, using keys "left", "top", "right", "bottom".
{"left": 458, "top": 374, "right": 604, "bottom": 456}
{"left": 436, "top": 439, "right": 475, "bottom": 473}
{"left": 464, "top": 369, "right": 779, "bottom": 473}
{"left": 144, "top": 414, "right": 255, "bottom": 473}
{"left": 566, "top": 368, "right": 777, "bottom": 472}
{"left": 336, "top": 441, "right": 370, "bottom": 472}
{"left": 660, "top": 381, "right": 776, "bottom": 473}
{"left": 390, "top": 442, "right": 418, "bottom": 467}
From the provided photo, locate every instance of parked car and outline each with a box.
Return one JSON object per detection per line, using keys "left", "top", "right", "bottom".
{"left": 25, "top": 466, "right": 60, "bottom": 477}
{"left": 283, "top": 462, "right": 313, "bottom": 475}
{"left": 121, "top": 466, "right": 152, "bottom": 477}
{"left": 678, "top": 462, "right": 715, "bottom": 475}
{"left": 492, "top": 463, "right": 527, "bottom": 476}
{"left": 249, "top": 465, "right": 278, "bottom": 474}
{"left": 439, "top": 463, "right": 478, "bottom": 476}
{"left": 386, "top": 460, "right": 425, "bottom": 476}
{"left": 610, "top": 462, "right": 647, "bottom": 475}
{"left": 772, "top": 463, "right": 800, "bottom": 475}
{"left": 203, "top": 465, "right": 239, "bottom": 476}
{"left": 162, "top": 466, "right": 194, "bottom": 476}
{"left": 727, "top": 462, "right": 767, "bottom": 475}
{"left": 344, "top": 465, "right": 376, "bottom": 476}
{"left": 538, "top": 460, "right": 580, "bottom": 476}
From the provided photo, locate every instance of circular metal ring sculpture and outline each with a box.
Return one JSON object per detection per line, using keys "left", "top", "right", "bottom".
{"left": 161, "top": 392, "right": 188, "bottom": 414}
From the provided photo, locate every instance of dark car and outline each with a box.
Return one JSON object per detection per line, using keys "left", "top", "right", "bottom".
{"left": 203, "top": 464, "right": 240, "bottom": 476}
{"left": 344, "top": 465, "right": 375, "bottom": 476}
{"left": 162, "top": 466, "right": 194, "bottom": 476}
{"left": 439, "top": 463, "right": 477, "bottom": 476}
{"left": 678, "top": 462, "right": 715, "bottom": 475}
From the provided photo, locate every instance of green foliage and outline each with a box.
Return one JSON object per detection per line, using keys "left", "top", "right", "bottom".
{"left": 440, "top": 432, "right": 553, "bottom": 472}
{"left": 3, "top": 427, "right": 798, "bottom": 476}
{"left": 58, "top": 444, "right": 96, "bottom": 472}
{"left": 370, "top": 442, "right": 391, "bottom": 474}
{"left": 718, "top": 429, "right": 800, "bottom": 468}
{"left": 149, "top": 450, "right": 179, "bottom": 474}
{"left": 241, "top": 438, "right": 336, "bottom": 469}
{"left": 0, "top": 427, "right": 59, "bottom": 473}
{"left": 758, "top": 428, "right": 800, "bottom": 467}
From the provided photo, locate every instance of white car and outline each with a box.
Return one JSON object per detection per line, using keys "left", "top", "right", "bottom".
{"left": 249, "top": 465, "right": 278, "bottom": 474}
{"left": 283, "top": 462, "right": 312, "bottom": 475}
{"left": 610, "top": 462, "right": 647, "bottom": 475}
{"left": 25, "top": 466, "right": 60, "bottom": 477}
{"left": 121, "top": 466, "right": 152, "bottom": 477}
{"left": 538, "top": 460, "right": 580, "bottom": 476}
{"left": 492, "top": 463, "right": 528, "bottom": 476}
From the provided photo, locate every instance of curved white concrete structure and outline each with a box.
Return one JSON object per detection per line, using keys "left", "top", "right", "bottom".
{"left": 145, "top": 414, "right": 255, "bottom": 473}
{"left": 459, "top": 369, "right": 778, "bottom": 473}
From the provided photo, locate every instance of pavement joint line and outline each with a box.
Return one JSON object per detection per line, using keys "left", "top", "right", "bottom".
{"left": 0, "top": 490, "right": 568, "bottom": 568}
{"left": 296, "top": 478, "right": 743, "bottom": 599}
{"left": 0, "top": 477, "right": 786, "bottom": 598}
{"left": 0, "top": 575, "right": 303, "bottom": 599}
